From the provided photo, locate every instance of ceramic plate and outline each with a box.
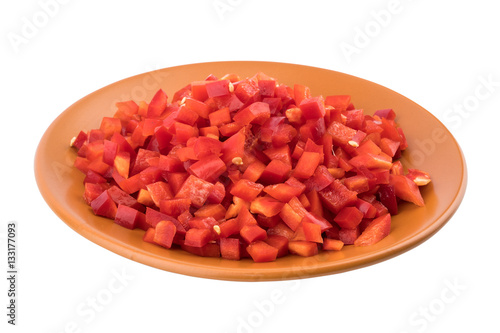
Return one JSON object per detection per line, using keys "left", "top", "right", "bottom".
{"left": 35, "top": 61, "right": 467, "bottom": 281}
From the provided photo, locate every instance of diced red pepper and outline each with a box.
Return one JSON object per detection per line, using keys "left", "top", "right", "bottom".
{"left": 220, "top": 237, "right": 241, "bottom": 260}
{"left": 233, "top": 102, "right": 271, "bottom": 126}
{"left": 322, "top": 239, "right": 344, "bottom": 251}
{"left": 319, "top": 179, "right": 358, "bottom": 214}
{"left": 230, "top": 179, "right": 264, "bottom": 202}
{"left": 293, "top": 151, "right": 321, "bottom": 179}
{"left": 147, "top": 89, "right": 168, "bottom": 118}
{"left": 250, "top": 196, "right": 285, "bottom": 217}
{"left": 325, "top": 95, "right": 351, "bottom": 112}
{"left": 159, "top": 198, "right": 191, "bottom": 218}
{"left": 91, "top": 190, "right": 118, "bottom": 219}
{"left": 246, "top": 241, "right": 278, "bottom": 262}
{"left": 389, "top": 174, "right": 425, "bottom": 206}
{"left": 299, "top": 96, "right": 326, "bottom": 119}
{"left": 264, "top": 235, "right": 289, "bottom": 257}
{"left": 354, "top": 213, "right": 391, "bottom": 246}
{"left": 184, "top": 228, "right": 213, "bottom": 247}
{"left": 188, "top": 155, "right": 227, "bottom": 183}
{"left": 72, "top": 72, "right": 430, "bottom": 263}
{"left": 240, "top": 224, "right": 267, "bottom": 244}
{"left": 259, "top": 159, "right": 291, "bottom": 185}
{"left": 292, "top": 222, "right": 323, "bottom": 243}
{"left": 114, "top": 205, "right": 140, "bottom": 229}
{"left": 288, "top": 241, "right": 318, "bottom": 257}
{"left": 145, "top": 208, "right": 186, "bottom": 235}
{"left": 153, "top": 220, "right": 177, "bottom": 249}
{"left": 175, "top": 175, "right": 214, "bottom": 208}
{"left": 334, "top": 206, "right": 364, "bottom": 229}
{"left": 205, "top": 79, "right": 231, "bottom": 98}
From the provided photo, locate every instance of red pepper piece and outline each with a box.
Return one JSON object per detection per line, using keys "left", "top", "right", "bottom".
{"left": 288, "top": 241, "right": 318, "bottom": 257}
{"left": 258, "top": 79, "right": 276, "bottom": 97}
{"left": 219, "top": 218, "right": 240, "bottom": 238}
{"left": 240, "top": 225, "right": 267, "bottom": 244}
{"left": 322, "top": 239, "right": 344, "bottom": 251}
{"left": 264, "top": 235, "right": 289, "bottom": 257}
{"left": 175, "top": 175, "right": 214, "bottom": 208}
{"left": 327, "top": 121, "right": 357, "bottom": 147}
{"left": 325, "top": 95, "right": 351, "bottom": 112}
{"left": 293, "top": 151, "right": 321, "bottom": 179}
{"left": 301, "top": 212, "right": 332, "bottom": 232}
{"left": 190, "top": 81, "right": 209, "bottom": 101}
{"left": 192, "top": 136, "right": 222, "bottom": 159}
{"left": 188, "top": 155, "right": 227, "bottom": 183}
{"left": 153, "top": 220, "right": 177, "bottom": 249}
{"left": 246, "top": 241, "right": 278, "bottom": 262}
{"left": 205, "top": 79, "right": 231, "bottom": 98}
{"left": 355, "top": 199, "right": 377, "bottom": 219}
{"left": 159, "top": 198, "right": 191, "bottom": 218}
{"left": 142, "top": 228, "right": 156, "bottom": 244}
{"left": 339, "top": 227, "right": 361, "bottom": 245}
{"left": 259, "top": 159, "right": 291, "bottom": 185}
{"left": 220, "top": 237, "right": 241, "bottom": 260}
{"left": 299, "top": 96, "right": 326, "bottom": 119}
{"left": 83, "top": 183, "right": 110, "bottom": 205}
{"left": 114, "top": 205, "right": 141, "bottom": 230}
{"left": 334, "top": 206, "right": 364, "bottom": 229}
{"left": 107, "top": 185, "right": 144, "bottom": 212}
{"left": 147, "top": 89, "right": 168, "bottom": 118}
{"left": 185, "top": 97, "right": 211, "bottom": 119}
{"left": 374, "top": 108, "right": 396, "bottom": 120}
{"left": 354, "top": 213, "right": 391, "bottom": 246}
{"left": 209, "top": 107, "right": 232, "bottom": 127}
{"left": 292, "top": 222, "right": 323, "bottom": 243}
{"left": 250, "top": 196, "right": 285, "bottom": 217}
{"left": 230, "top": 179, "right": 264, "bottom": 202}
{"left": 377, "top": 184, "right": 398, "bottom": 215}
{"left": 263, "top": 183, "right": 305, "bottom": 203}
{"left": 267, "top": 222, "right": 295, "bottom": 240}
{"left": 279, "top": 203, "right": 303, "bottom": 232}
{"left": 319, "top": 179, "right": 358, "bottom": 214}
{"left": 146, "top": 182, "right": 173, "bottom": 207}
{"left": 299, "top": 118, "right": 326, "bottom": 143}
{"left": 233, "top": 102, "right": 271, "bottom": 126}
{"left": 304, "top": 165, "right": 334, "bottom": 192}
{"left": 100, "top": 117, "right": 122, "bottom": 139}
{"left": 91, "top": 190, "right": 118, "bottom": 219}
{"left": 181, "top": 242, "right": 220, "bottom": 257}
{"left": 389, "top": 174, "right": 425, "bottom": 206}
{"left": 234, "top": 79, "right": 260, "bottom": 104}
{"left": 206, "top": 181, "right": 226, "bottom": 204}
{"left": 293, "top": 84, "right": 311, "bottom": 107}
{"left": 183, "top": 228, "right": 213, "bottom": 248}
{"left": 145, "top": 208, "right": 186, "bottom": 234}
{"left": 194, "top": 204, "right": 226, "bottom": 222}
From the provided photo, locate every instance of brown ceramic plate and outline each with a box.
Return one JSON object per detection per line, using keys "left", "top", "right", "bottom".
{"left": 35, "top": 61, "right": 467, "bottom": 281}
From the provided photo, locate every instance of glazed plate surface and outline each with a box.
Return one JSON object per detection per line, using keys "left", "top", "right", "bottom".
{"left": 35, "top": 61, "right": 467, "bottom": 281}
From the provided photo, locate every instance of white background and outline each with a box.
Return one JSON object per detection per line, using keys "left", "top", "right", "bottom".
{"left": 1, "top": 1, "right": 499, "bottom": 332}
